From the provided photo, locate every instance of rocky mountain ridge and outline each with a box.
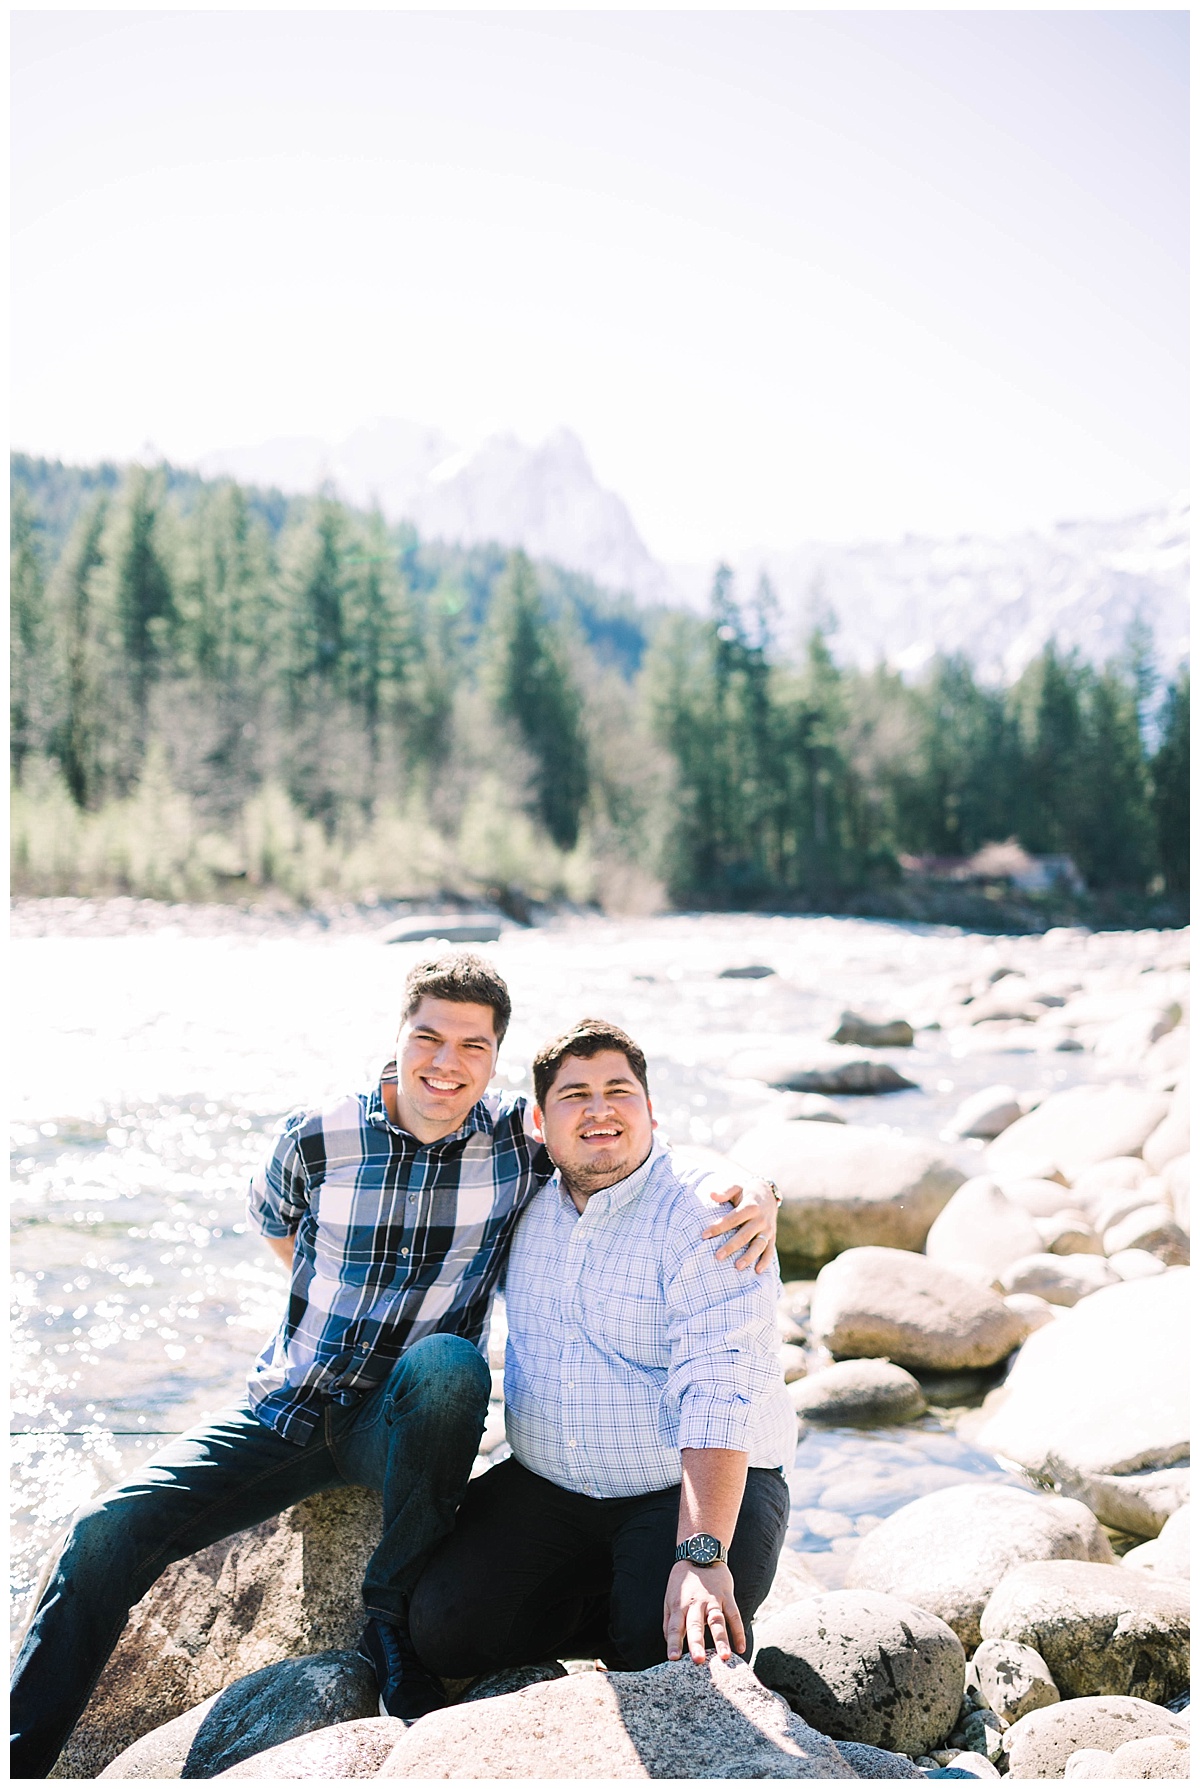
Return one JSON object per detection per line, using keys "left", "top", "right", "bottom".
{"left": 197, "top": 423, "right": 1188, "bottom": 678}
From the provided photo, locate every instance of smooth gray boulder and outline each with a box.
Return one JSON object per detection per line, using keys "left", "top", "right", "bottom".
{"left": 1041, "top": 1463, "right": 1190, "bottom": 1541}
{"left": 1143, "top": 1084, "right": 1189, "bottom": 1175}
{"left": 214, "top": 1717, "right": 405, "bottom": 1778}
{"left": 753, "top": 1589, "right": 965, "bottom": 1758}
{"left": 788, "top": 1359, "right": 927, "bottom": 1426}
{"left": 811, "top": 1247, "right": 1028, "bottom": 1371}
{"left": 1090, "top": 1181, "right": 1166, "bottom": 1235}
{"left": 730, "top": 1046, "right": 917, "bottom": 1095}
{"left": 1103, "top": 1205, "right": 1190, "bottom": 1265}
{"left": 1144, "top": 1023, "right": 1190, "bottom": 1083}
{"left": 1001, "top": 1293, "right": 1057, "bottom": 1334}
{"left": 925, "top": 1179, "right": 1044, "bottom": 1278}
{"left": 377, "top": 1654, "right": 869, "bottom": 1777}
{"left": 730, "top": 1124, "right": 964, "bottom": 1266}
{"left": 951, "top": 1086, "right": 1022, "bottom": 1141}
{"left": 1034, "top": 1211, "right": 1104, "bottom": 1256}
{"left": 381, "top": 914, "right": 502, "bottom": 944}
{"left": 843, "top": 1484, "right": 1112, "bottom": 1650}
{"left": 999, "top": 1177, "right": 1076, "bottom": 1218}
{"left": 967, "top": 1271, "right": 1189, "bottom": 1480}
{"left": 1002, "top": 1697, "right": 1187, "bottom": 1780}
{"left": 1094, "top": 1006, "right": 1182, "bottom": 1067}
{"left": 1072, "top": 1157, "right": 1152, "bottom": 1207}
{"left": 776, "top": 1092, "right": 847, "bottom": 1123}
{"left": 979, "top": 1560, "right": 1190, "bottom": 1702}
{"left": 946, "top": 1708, "right": 1005, "bottom": 1766}
{"left": 830, "top": 1012, "right": 915, "bottom": 1048}
{"left": 831, "top": 1741, "right": 924, "bottom": 1776}
{"left": 1064, "top": 1734, "right": 1191, "bottom": 1777}
{"left": 97, "top": 1695, "right": 219, "bottom": 1779}
{"left": 50, "top": 1486, "right": 384, "bottom": 1779}
{"left": 462, "top": 1661, "right": 569, "bottom": 1701}
{"left": 98, "top": 1650, "right": 379, "bottom": 1779}
{"left": 1122, "top": 1505, "right": 1190, "bottom": 1582}
{"left": 986, "top": 1087, "right": 1169, "bottom": 1184}
{"left": 998, "top": 1252, "right": 1116, "bottom": 1305}
{"left": 926, "top": 1753, "right": 1001, "bottom": 1778}
{"left": 969, "top": 1638, "right": 1059, "bottom": 1727}
{"left": 1108, "top": 1248, "right": 1169, "bottom": 1282}
{"left": 1163, "top": 1154, "right": 1189, "bottom": 1231}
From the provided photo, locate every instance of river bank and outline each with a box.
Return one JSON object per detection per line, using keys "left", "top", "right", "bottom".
{"left": 11, "top": 903, "right": 1189, "bottom": 1778}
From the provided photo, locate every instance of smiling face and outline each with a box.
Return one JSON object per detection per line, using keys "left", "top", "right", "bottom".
{"left": 534, "top": 1048, "right": 655, "bottom": 1203}
{"left": 391, "top": 996, "right": 500, "bottom": 1142}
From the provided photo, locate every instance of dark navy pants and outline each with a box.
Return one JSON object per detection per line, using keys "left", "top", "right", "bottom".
{"left": 10, "top": 1334, "right": 491, "bottom": 1778}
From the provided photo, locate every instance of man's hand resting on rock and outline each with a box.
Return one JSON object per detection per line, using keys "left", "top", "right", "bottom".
{"left": 701, "top": 1175, "right": 778, "bottom": 1272}
{"left": 664, "top": 1561, "right": 747, "bottom": 1664}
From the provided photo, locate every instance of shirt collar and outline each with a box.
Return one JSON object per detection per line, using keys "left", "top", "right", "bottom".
{"left": 367, "top": 1061, "right": 496, "bottom": 1144}
{"left": 553, "top": 1135, "right": 666, "bottom": 1220}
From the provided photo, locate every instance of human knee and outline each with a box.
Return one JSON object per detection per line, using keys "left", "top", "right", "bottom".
{"left": 408, "top": 1567, "right": 492, "bottom": 1678}
{"left": 606, "top": 1603, "right": 667, "bottom": 1673}
{"left": 54, "top": 1495, "right": 141, "bottom": 1586}
{"left": 393, "top": 1333, "right": 490, "bottom": 1414}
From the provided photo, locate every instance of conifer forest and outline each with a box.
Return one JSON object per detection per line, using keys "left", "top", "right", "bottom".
{"left": 10, "top": 456, "right": 1189, "bottom": 925}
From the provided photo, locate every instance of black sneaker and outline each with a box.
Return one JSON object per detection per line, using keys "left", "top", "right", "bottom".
{"left": 358, "top": 1614, "right": 449, "bottom": 1724}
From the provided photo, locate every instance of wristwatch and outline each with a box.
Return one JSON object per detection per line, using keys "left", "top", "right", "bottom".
{"left": 675, "top": 1532, "right": 729, "bottom": 1567}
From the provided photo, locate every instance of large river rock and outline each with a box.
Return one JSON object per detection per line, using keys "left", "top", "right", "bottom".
{"left": 979, "top": 1561, "right": 1190, "bottom": 1702}
{"left": 810, "top": 1247, "right": 1028, "bottom": 1371}
{"left": 376, "top": 1656, "right": 916, "bottom": 1778}
{"left": 47, "top": 1487, "right": 383, "bottom": 1780}
{"left": 731, "top": 1123, "right": 964, "bottom": 1267}
{"left": 753, "top": 1589, "right": 965, "bottom": 1757}
{"left": 965, "top": 1270, "right": 1189, "bottom": 1491}
{"left": 843, "top": 1484, "right": 1113, "bottom": 1650}
{"left": 985, "top": 1086, "right": 1169, "bottom": 1183}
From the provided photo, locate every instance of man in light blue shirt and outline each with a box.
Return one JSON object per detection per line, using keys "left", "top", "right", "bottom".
{"left": 409, "top": 1018, "right": 795, "bottom": 1676}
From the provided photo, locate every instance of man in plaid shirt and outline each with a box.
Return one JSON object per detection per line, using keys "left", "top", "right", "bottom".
{"left": 11, "top": 953, "right": 779, "bottom": 1774}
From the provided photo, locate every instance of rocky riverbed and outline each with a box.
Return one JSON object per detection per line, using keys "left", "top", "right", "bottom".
{"left": 9, "top": 903, "right": 1190, "bottom": 1778}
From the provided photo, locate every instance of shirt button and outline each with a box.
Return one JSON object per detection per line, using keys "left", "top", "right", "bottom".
{"left": 400, "top": 1247, "right": 409, "bottom": 1257}
{"left": 566, "top": 1438, "right": 577, "bottom": 1448}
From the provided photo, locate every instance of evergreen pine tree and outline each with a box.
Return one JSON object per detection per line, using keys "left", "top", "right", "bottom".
{"left": 485, "top": 551, "right": 589, "bottom": 852}
{"left": 1151, "top": 669, "right": 1189, "bottom": 894}
{"left": 10, "top": 489, "right": 50, "bottom": 775}
{"left": 49, "top": 494, "right": 110, "bottom": 806}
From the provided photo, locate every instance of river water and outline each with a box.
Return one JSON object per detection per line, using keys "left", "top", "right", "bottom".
{"left": 10, "top": 905, "right": 1166, "bottom": 1638}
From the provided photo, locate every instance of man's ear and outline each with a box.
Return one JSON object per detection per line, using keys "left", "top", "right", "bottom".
{"left": 531, "top": 1103, "right": 546, "bottom": 1142}
{"left": 648, "top": 1096, "right": 657, "bottom": 1131}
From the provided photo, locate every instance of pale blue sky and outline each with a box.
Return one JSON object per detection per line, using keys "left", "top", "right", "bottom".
{"left": 10, "top": 10, "right": 1189, "bottom": 559}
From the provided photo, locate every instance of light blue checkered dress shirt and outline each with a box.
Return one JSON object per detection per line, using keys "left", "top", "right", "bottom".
{"left": 503, "top": 1142, "right": 797, "bottom": 1498}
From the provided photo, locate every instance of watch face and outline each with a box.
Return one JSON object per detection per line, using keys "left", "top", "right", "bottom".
{"left": 689, "top": 1534, "right": 721, "bottom": 1566}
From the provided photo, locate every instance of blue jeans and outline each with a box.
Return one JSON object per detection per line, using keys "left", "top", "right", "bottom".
{"left": 10, "top": 1334, "right": 491, "bottom": 1779}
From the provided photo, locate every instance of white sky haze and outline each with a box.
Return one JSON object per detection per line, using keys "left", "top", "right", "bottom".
{"left": 10, "top": 9, "right": 1190, "bottom": 561}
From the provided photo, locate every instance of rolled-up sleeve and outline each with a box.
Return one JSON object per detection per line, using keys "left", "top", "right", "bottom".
{"left": 660, "top": 1205, "right": 782, "bottom": 1453}
{"left": 247, "top": 1108, "right": 311, "bottom": 1239}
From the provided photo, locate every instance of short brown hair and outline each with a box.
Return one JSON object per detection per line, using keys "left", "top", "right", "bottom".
{"left": 401, "top": 951, "right": 512, "bottom": 1043}
{"left": 532, "top": 1018, "right": 649, "bottom": 1107}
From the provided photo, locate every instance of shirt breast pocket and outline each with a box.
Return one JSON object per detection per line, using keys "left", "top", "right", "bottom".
{"left": 310, "top": 1175, "right": 398, "bottom": 1280}
{"left": 579, "top": 1285, "right": 669, "bottom": 1370}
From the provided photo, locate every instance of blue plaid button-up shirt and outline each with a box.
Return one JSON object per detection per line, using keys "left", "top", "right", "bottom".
{"left": 246, "top": 1066, "right": 549, "bottom": 1443}
{"left": 504, "top": 1142, "right": 796, "bottom": 1498}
